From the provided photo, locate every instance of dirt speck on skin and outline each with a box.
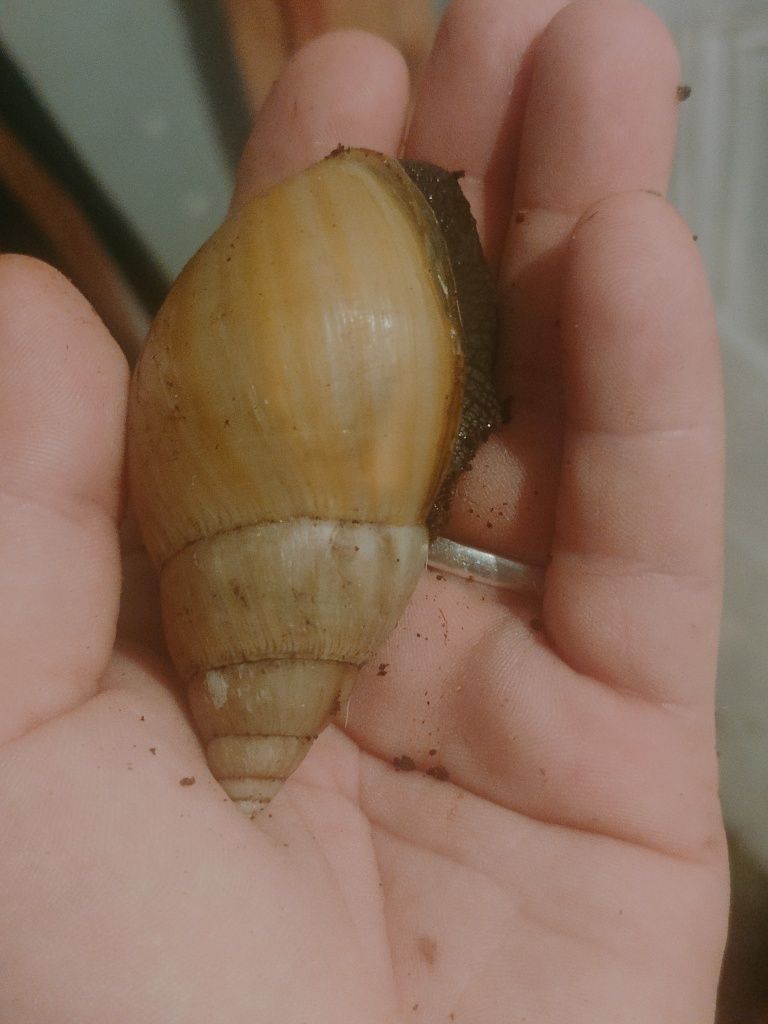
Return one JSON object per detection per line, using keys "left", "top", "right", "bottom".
{"left": 428, "top": 748, "right": 437, "bottom": 757}
{"left": 377, "top": 663, "right": 389, "bottom": 676}
{"left": 179, "top": 776, "right": 196, "bottom": 786}
{"left": 427, "top": 765, "right": 450, "bottom": 782}
{"left": 393, "top": 755, "right": 417, "bottom": 772}
{"left": 418, "top": 935, "right": 438, "bottom": 965}
{"left": 149, "top": 747, "right": 156, "bottom": 755}
{"left": 677, "top": 83, "right": 692, "bottom": 101}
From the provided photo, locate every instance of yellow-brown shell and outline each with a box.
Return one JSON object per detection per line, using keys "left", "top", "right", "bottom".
{"left": 128, "top": 148, "right": 489, "bottom": 814}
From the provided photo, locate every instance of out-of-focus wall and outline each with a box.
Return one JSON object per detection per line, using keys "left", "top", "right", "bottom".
{"left": 2, "top": 0, "right": 234, "bottom": 278}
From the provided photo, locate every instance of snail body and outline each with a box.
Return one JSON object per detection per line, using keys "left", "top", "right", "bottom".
{"left": 128, "top": 148, "right": 497, "bottom": 814}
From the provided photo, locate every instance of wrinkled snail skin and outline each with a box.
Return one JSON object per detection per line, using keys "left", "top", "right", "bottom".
{"left": 127, "top": 147, "right": 497, "bottom": 815}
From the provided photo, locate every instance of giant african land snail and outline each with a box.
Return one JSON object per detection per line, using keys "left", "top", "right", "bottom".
{"left": 127, "top": 147, "right": 498, "bottom": 815}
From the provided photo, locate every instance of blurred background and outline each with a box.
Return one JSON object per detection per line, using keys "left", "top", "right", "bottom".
{"left": 0, "top": 1, "right": 765, "bottom": 1017}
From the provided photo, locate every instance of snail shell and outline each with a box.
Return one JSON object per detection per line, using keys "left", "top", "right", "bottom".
{"left": 128, "top": 148, "right": 497, "bottom": 815}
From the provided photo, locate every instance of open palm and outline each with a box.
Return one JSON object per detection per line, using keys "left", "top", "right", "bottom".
{"left": 0, "top": 2, "right": 728, "bottom": 1022}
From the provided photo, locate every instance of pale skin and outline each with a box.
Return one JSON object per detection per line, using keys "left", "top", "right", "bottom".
{"left": 0, "top": 1, "right": 728, "bottom": 1021}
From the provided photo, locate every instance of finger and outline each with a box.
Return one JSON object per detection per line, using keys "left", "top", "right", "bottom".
{"left": 232, "top": 29, "right": 410, "bottom": 208}
{"left": 0, "top": 256, "right": 128, "bottom": 745}
{"left": 505, "top": 0, "right": 681, "bottom": 377}
{"left": 406, "top": 0, "right": 570, "bottom": 267}
{"left": 449, "top": 0, "right": 683, "bottom": 565}
{"left": 545, "top": 192, "right": 723, "bottom": 707}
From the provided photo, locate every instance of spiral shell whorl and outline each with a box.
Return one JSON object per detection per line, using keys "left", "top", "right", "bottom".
{"left": 162, "top": 519, "right": 427, "bottom": 810}
{"left": 192, "top": 663, "right": 352, "bottom": 814}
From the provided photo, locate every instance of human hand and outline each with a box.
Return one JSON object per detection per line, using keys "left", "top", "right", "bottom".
{"left": 0, "top": 2, "right": 728, "bottom": 1022}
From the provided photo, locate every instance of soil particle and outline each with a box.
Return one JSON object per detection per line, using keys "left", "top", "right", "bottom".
{"left": 179, "top": 776, "right": 196, "bottom": 786}
{"left": 419, "top": 935, "right": 438, "bottom": 966}
{"left": 393, "top": 755, "right": 417, "bottom": 772}
{"left": 427, "top": 765, "right": 450, "bottom": 782}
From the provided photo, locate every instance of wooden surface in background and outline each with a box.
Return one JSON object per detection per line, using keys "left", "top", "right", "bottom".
{"left": 0, "top": 117, "right": 147, "bottom": 356}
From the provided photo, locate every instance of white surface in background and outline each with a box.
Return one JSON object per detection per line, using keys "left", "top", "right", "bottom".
{"left": 1, "top": 0, "right": 232, "bottom": 277}
{"left": 648, "top": 0, "right": 768, "bottom": 869}
{"left": 719, "top": 323, "right": 768, "bottom": 869}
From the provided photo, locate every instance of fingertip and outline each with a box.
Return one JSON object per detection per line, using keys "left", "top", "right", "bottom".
{"left": 565, "top": 0, "right": 677, "bottom": 41}
{"left": 548, "top": 0, "right": 681, "bottom": 76}
{"left": 516, "top": 0, "right": 682, "bottom": 210}
{"left": 0, "top": 252, "right": 129, "bottom": 381}
{"left": 233, "top": 29, "right": 410, "bottom": 208}
{"left": 0, "top": 253, "right": 85, "bottom": 324}
{"left": 281, "top": 28, "right": 411, "bottom": 113}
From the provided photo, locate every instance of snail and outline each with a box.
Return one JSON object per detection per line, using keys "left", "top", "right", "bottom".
{"left": 127, "top": 147, "right": 498, "bottom": 815}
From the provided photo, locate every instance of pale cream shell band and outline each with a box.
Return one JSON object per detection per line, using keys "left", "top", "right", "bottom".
{"left": 427, "top": 536, "right": 545, "bottom": 595}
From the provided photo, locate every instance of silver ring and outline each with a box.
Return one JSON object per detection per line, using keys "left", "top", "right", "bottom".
{"left": 427, "top": 536, "right": 545, "bottom": 595}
